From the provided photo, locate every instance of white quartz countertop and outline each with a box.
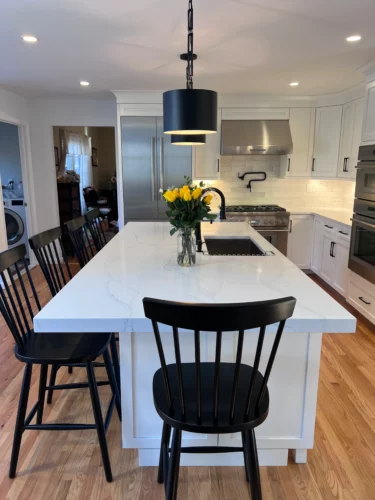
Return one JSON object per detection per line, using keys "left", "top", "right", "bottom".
{"left": 34, "top": 222, "right": 356, "bottom": 335}
{"left": 289, "top": 208, "right": 353, "bottom": 227}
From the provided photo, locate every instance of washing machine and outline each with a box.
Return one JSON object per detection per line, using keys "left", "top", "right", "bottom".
{"left": 3, "top": 198, "right": 29, "bottom": 257}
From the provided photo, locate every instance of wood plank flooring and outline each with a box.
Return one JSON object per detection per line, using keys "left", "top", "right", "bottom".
{"left": 0, "top": 267, "right": 374, "bottom": 499}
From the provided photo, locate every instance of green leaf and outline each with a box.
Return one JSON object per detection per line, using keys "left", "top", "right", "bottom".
{"left": 170, "top": 228, "right": 177, "bottom": 236}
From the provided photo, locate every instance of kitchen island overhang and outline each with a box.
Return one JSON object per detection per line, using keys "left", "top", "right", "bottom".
{"left": 34, "top": 221, "right": 356, "bottom": 466}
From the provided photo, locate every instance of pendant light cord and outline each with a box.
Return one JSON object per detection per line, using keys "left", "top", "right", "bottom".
{"left": 186, "top": 0, "right": 194, "bottom": 90}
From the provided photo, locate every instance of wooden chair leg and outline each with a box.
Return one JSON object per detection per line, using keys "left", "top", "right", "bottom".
{"left": 103, "top": 349, "right": 122, "bottom": 421}
{"left": 110, "top": 334, "right": 121, "bottom": 396}
{"left": 241, "top": 431, "right": 250, "bottom": 482}
{"left": 9, "top": 363, "right": 32, "bottom": 478}
{"left": 246, "top": 429, "right": 262, "bottom": 500}
{"left": 36, "top": 365, "right": 48, "bottom": 424}
{"left": 86, "top": 361, "right": 113, "bottom": 483}
{"left": 166, "top": 428, "right": 182, "bottom": 500}
{"left": 158, "top": 423, "right": 171, "bottom": 484}
{"left": 47, "top": 365, "right": 59, "bottom": 404}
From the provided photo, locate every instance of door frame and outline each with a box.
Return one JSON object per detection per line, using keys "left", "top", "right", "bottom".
{"left": 0, "top": 110, "right": 37, "bottom": 266}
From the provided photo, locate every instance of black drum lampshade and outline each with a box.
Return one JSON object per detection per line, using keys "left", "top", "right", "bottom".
{"left": 163, "top": 89, "right": 217, "bottom": 135}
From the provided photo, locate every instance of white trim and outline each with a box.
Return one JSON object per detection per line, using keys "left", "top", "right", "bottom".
{"left": 139, "top": 448, "right": 289, "bottom": 467}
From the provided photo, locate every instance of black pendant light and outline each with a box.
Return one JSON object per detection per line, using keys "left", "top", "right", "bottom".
{"left": 163, "top": 0, "right": 217, "bottom": 139}
{"left": 171, "top": 134, "right": 206, "bottom": 146}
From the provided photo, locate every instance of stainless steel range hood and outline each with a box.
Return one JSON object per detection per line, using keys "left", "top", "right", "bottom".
{"left": 221, "top": 120, "right": 293, "bottom": 155}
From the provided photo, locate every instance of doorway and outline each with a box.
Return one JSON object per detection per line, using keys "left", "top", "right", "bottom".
{"left": 53, "top": 126, "right": 117, "bottom": 254}
{"left": 0, "top": 121, "right": 30, "bottom": 263}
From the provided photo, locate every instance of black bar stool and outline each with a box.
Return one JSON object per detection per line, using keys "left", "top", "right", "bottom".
{"left": 65, "top": 216, "right": 95, "bottom": 269}
{"left": 29, "top": 226, "right": 121, "bottom": 401}
{"left": 143, "top": 296, "right": 296, "bottom": 500}
{"left": 0, "top": 244, "right": 121, "bottom": 482}
{"left": 85, "top": 208, "right": 107, "bottom": 252}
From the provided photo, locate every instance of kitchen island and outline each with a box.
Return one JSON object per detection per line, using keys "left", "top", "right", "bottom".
{"left": 34, "top": 221, "right": 356, "bottom": 466}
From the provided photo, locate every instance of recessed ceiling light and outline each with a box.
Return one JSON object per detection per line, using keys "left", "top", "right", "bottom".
{"left": 80, "top": 81, "right": 90, "bottom": 87}
{"left": 346, "top": 35, "right": 361, "bottom": 42}
{"left": 290, "top": 82, "right": 299, "bottom": 87}
{"left": 22, "top": 35, "right": 38, "bottom": 43}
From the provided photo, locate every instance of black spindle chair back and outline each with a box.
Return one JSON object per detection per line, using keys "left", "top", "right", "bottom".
{"left": 85, "top": 208, "right": 107, "bottom": 252}
{"left": 29, "top": 226, "right": 72, "bottom": 297}
{"left": 65, "top": 216, "right": 95, "bottom": 269}
{"left": 143, "top": 297, "right": 296, "bottom": 427}
{"left": 0, "top": 244, "right": 41, "bottom": 349}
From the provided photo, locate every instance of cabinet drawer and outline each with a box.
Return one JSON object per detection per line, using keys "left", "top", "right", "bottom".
{"left": 348, "top": 279, "right": 375, "bottom": 321}
{"left": 336, "top": 224, "right": 351, "bottom": 242}
{"left": 322, "top": 220, "right": 335, "bottom": 234}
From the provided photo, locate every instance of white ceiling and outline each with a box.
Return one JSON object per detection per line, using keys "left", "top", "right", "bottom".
{"left": 1, "top": 0, "right": 375, "bottom": 98}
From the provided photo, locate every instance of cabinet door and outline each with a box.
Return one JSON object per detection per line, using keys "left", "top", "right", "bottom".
{"left": 121, "top": 116, "right": 159, "bottom": 220}
{"left": 311, "top": 217, "right": 325, "bottom": 274}
{"left": 193, "top": 110, "right": 221, "bottom": 180}
{"left": 287, "top": 108, "right": 315, "bottom": 177}
{"left": 312, "top": 106, "right": 342, "bottom": 178}
{"left": 332, "top": 240, "right": 349, "bottom": 296}
{"left": 362, "top": 80, "right": 375, "bottom": 143}
{"left": 287, "top": 215, "right": 314, "bottom": 269}
{"left": 337, "top": 98, "right": 364, "bottom": 179}
{"left": 156, "top": 118, "right": 192, "bottom": 218}
{"left": 320, "top": 234, "right": 335, "bottom": 285}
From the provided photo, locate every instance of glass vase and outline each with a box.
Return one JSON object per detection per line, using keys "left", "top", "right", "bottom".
{"left": 177, "top": 228, "right": 196, "bottom": 267}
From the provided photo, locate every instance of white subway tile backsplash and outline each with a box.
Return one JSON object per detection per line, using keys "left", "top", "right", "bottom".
{"left": 199, "top": 156, "right": 355, "bottom": 211}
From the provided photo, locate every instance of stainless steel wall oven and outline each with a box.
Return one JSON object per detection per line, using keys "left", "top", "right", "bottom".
{"left": 349, "top": 146, "right": 375, "bottom": 284}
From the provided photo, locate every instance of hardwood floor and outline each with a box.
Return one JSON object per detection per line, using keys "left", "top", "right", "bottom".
{"left": 0, "top": 267, "right": 374, "bottom": 499}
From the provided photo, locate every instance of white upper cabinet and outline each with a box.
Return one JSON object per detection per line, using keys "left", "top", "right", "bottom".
{"left": 312, "top": 105, "right": 343, "bottom": 178}
{"left": 193, "top": 109, "right": 222, "bottom": 180}
{"left": 337, "top": 98, "right": 364, "bottom": 179}
{"left": 362, "top": 80, "right": 375, "bottom": 143}
{"left": 287, "top": 108, "right": 315, "bottom": 177}
{"left": 221, "top": 108, "right": 289, "bottom": 120}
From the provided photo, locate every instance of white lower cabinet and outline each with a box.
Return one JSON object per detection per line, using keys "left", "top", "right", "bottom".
{"left": 287, "top": 215, "right": 314, "bottom": 269}
{"left": 312, "top": 218, "right": 350, "bottom": 296}
{"left": 347, "top": 271, "right": 375, "bottom": 323}
{"left": 289, "top": 214, "right": 351, "bottom": 297}
{"left": 311, "top": 218, "right": 325, "bottom": 274}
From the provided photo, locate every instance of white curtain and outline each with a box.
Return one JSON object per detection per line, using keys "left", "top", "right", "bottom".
{"left": 60, "top": 130, "right": 92, "bottom": 214}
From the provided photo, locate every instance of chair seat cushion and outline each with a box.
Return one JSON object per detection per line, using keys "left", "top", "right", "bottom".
{"left": 15, "top": 331, "right": 112, "bottom": 364}
{"left": 153, "top": 362, "right": 269, "bottom": 434}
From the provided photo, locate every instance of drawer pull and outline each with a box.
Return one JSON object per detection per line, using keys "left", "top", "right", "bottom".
{"left": 359, "top": 296, "right": 371, "bottom": 305}
{"left": 325, "top": 224, "right": 333, "bottom": 229}
{"left": 338, "top": 230, "right": 349, "bottom": 236}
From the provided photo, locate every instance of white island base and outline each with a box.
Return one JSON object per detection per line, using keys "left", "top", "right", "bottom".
{"left": 120, "top": 329, "right": 322, "bottom": 466}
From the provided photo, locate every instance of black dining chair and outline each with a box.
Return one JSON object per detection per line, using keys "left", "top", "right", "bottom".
{"left": 143, "top": 296, "right": 296, "bottom": 500}
{"left": 0, "top": 244, "right": 121, "bottom": 482}
{"left": 85, "top": 208, "right": 107, "bottom": 252}
{"left": 29, "top": 226, "right": 121, "bottom": 401}
{"left": 65, "top": 216, "right": 95, "bottom": 269}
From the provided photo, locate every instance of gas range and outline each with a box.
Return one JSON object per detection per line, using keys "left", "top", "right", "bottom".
{"left": 226, "top": 205, "right": 290, "bottom": 228}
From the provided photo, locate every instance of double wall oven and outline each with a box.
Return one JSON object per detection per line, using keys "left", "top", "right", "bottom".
{"left": 349, "top": 145, "right": 375, "bottom": 284}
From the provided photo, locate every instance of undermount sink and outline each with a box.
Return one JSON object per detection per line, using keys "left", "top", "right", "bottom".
{"left": 204, "top": 236, "right": 273, "bottom": 256}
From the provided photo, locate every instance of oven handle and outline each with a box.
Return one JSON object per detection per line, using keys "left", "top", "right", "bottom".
{"left": 351, "top": 217, "right": 375, "bottom": 229}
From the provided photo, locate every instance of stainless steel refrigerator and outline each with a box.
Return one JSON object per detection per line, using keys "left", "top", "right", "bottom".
{"left": 121, "top": 116, "right": 192, "bottom": 221}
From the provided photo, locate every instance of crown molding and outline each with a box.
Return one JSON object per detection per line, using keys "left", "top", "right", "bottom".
{"left": 359, "top": 60, "right": 375, "bottom": 83}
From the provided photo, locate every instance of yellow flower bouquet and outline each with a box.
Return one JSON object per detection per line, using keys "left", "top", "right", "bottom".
{"left": 161, "top": 177, "right": 217, "bottom": 266}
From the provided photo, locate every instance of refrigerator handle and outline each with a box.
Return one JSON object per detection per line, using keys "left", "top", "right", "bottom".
{"left": 151, "top": 137, "right": 156, "bottom": 201}
{"left": 159, "top": 136, "right": 164, "bottom": 191}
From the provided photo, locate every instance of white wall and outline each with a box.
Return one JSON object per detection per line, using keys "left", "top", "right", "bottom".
{"left": 27, "top": 97, "right": 117, "bottom": 233}
{"left": 0, "top": 122, "right": 23, "bottom": 187}
{"left": 205, "top": 156, "right": 355, "bottom": 211}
